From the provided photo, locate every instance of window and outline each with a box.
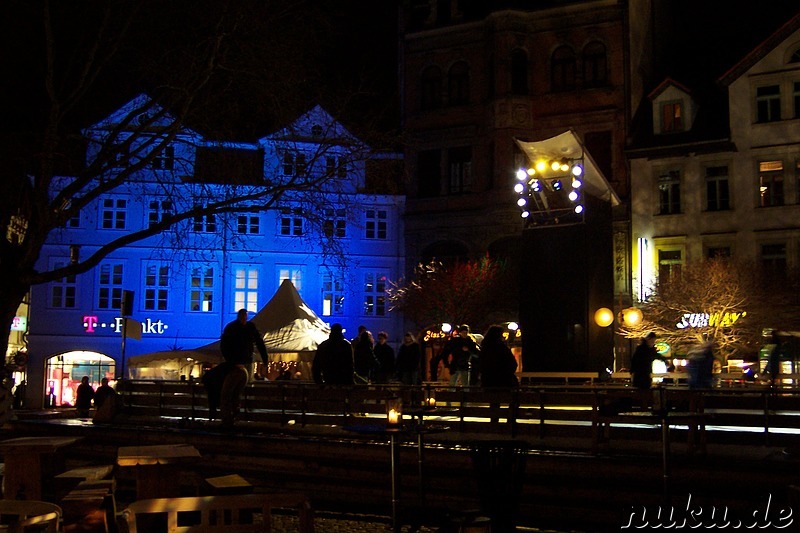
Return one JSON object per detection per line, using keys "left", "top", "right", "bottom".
{"left": 282, "top": 152, "right": 306, "bottom": 176}
{"left": 657, "top": 170, "right": 681, "bottom": 215}
{"left": 193, "top": 211, "right": 217, "bottom": 233}
{"left": 324, "top": 208, "right": 346, "bottom": 238}
{"left": 189, "top": 266, "right": 215, "bottom": 312}
{"left": 706, "top": 246, "right": 731, "bottom": 259}
{"left": 510, "top": 49, "right": 528, "bottom": 94}
{"left": 311, "top": 124, "right": 323, "bottom": 137}
{"left": 143, "top": 263, "right": 169, "bottom": 311}
{"left": 417, "top": 150, "right": 442, "bottom": 198}
{"left": 756, "top": 85, "right": 781, "bottom": 122}
{"left": 148, "top": 200, "right": 173, "bottom": 228}
{"left": 152, "top": 145, "right": 174, "bottom": 170}
{"left": 421, "top": 66, "right": 443, "bottom": 110}
{"left": 365, "top": 209, "right": 387, "bottom": 240}
{"left": 100, "top": 198, "right": 127, "bottom": 230}
{"left": 50, "top": 261, "right": 77, "bottom": 309}
{"left": 237, "top": 213, "right": 260, "bottom": 234}
{"left": 234, "top": 267, "right": 259, "bottom": 313}
{"left": 794, "top": 81, "right": 800, "bottom": 119}
{"left": 279, "top": 267, "right": 303, "bottom": 292}
{"left": 551, "top": 46, "right": 576, "bottom": 91}
{"left": 657, "top": 249, "right": 682, "bottom": 284}
{"left": 98, "top": 263, "right": 124, "bottom": 310}
{"left": 363, "top": 272, "right": 387, "bottom": 316}
{"left": 661, "top": 101, "right": 684, "bottom": 133}
{"left": 321, "top": 274, "right": 344, "bottom": 316}
{"left": 790, "top": 48, "right": 800, "bottom": 63}
{"left": 448, "top": 146, "right": 472, "bottom": 194}
{"left": 761, "top": 243, "right": 787, "bottom": 278}
{"left": 705, "top": 165, "right": 730, "bottom": 211}
{"left": 447, "top": 61, "right": 470, "bottom": 105}
{"left": 279, "top": 208, "right": 304, "bottom": 236}
{"left": 66, "top": 212, "right": 81, "bottom": 228}
{"left": 759, "top": 160, "right": 784, "bottom": 207}
{"left": 582, "top": 41, "right": 607, "bottom": 88}
{"left": 326, "top": 156, "right": 348, "bottom": 179}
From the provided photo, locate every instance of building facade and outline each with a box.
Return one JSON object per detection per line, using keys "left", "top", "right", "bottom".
{"left": 24, "top": 96, "right": 404, "bottom": 407}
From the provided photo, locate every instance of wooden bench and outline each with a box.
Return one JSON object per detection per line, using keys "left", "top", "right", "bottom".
{"left": 122, "top": 493, "right": 314, "bottom": 532}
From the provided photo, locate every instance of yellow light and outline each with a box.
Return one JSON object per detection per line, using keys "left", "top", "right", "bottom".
{"left": 594, "top": 308, "right": 614, "bottom": 327}
{"left": 560, "top": 163, "right": 569, "bottom": 172}
{"left": 550, "top": 160, "right": 560, "bottom": 171}
{"left": 535, "top": 160, "right": 547, "bottom": 172}
{"left": 526, "top": 167, "right": 536, "bottom": 176}
{"left": 621, "top": 307, "right": 643, "bottom": 327}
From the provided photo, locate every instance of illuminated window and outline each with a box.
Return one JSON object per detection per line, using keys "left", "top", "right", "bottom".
{"left": 279, "top": 208, "right": 304, "bottom": 236}
{"left": 234, "top": 267, "right": 259, "bottom": 313}
{"left": 657, "top": 170, "right": 681, "bottom": 214}
{"left": 50, "top": 261, "right": 77, "bottom": 309}
{"left": 756, "top": 85, "right": 781, "bottom": 122}
{"left": 759, "top": 160, "right": 784, "bottom": 207}
{"left": 189, "top": 266, "right": 215, "bottom": 312}
{"left": 101, "top": 198, "right": 127, "bottom": 230}
{"left": 510, "top": 49, "right": 528, "bottom": 94}
{"left": 363, "top": 272, "right": 388, "bottom": 317}
{"left": 551, "top": 46, "right": 576, "bottom": 91}
{"left": 447, "top": 61, "right": 470, "bottom": 105}
{"left": 582, "top": 41, "right": 607, "bottom": 88}
{"left": 324, "top": 208, "right": 346, "bottom": 238}
{"left": 148, "top": 199, "right": 173, "bottom": 228}
{"left": 661, "top": 101, "right": 684, "bottom": 133}
{"left": 657, "top": 249, "right": 682, "bottom": 284}
{"left": 321, "top": 274, "right": 345, "bottom": 316}
{"left": 365, "top": 209, "right": 387, "bottom": 240}
{"left": 152, "top": 145, "right": 174, "bottom": 170}
{"left": 421, "top": 66, "right": 442, "bottom": 110}
{"left": 143, "top": 263, "right": 169, "bottom": 311}
{"left": 279, "top": 267, "right": 303, "bottom": 293}
{"left": 705, "top": 165, "right": 730, "bottom": 211}
{"left": 237, "top": 213, "right": 260, "bottom": 234}
{"left": 98, "top": 263, "right": 124, "bottom": 310}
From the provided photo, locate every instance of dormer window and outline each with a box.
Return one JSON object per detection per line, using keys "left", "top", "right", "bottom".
{"left": 661, "top": 101, "right": 684, "bottom": 133}
{"left": 311, "top": 124, "right": 323, "bottom": 137}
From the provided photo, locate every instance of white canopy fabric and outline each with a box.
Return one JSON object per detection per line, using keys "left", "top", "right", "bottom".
{"left": 514, "top": 130, "right": 620, "bottom": 206}
{"left": 128, "top": 280, "right": 330, "bottom": 378}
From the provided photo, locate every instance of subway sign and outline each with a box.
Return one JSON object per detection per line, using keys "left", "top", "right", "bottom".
{"left": 676, "top": 311, "right": 746, "bottom": 329}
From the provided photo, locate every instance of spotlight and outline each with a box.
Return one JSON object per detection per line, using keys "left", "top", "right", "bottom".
{"left": 550, "top": 160, "right": 560, "bottom": 171}
{"left": 521, "top": 210, "right": 530, "bottom": 218}
{"left": 532, "top": 179, "right": 541, "bottom": 192}
{"left": 535, "top": 160, "right": 547, "bottom": 172}
{"left": 574, "top": 205, "right": 584, "bottom": 214}
{"left": 526, "top": 167, "right": 536, "bottom": 176}
{"left": 568, "top": 190, "right": 579, "bottom": 202}
{"left": 572, "top": 164, "right": 583, "bottom": 176}
{"left": 516, "top": 169, "right": 527, "bottom": 180}
{"left": 517, "top": 198, "right": 527, "bottom": 207}
{"left": 559, "top": 162, "right": 570, "bottom": 172}
{"left": 514, "top": 183, "right": 524, "bottom": 193}
{"left": 571, "top": 178, "right": 582, "bottom": 189}
{"left": 552, "top": 180, "right": 562, "bottom": 191}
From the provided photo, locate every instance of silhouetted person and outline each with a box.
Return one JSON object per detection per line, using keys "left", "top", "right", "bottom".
{"left": 219, "top": 308, "right": 268, "bottom": 427}
{"left": 479, "top": 325, "right": 519, "bottom": 388}
{"left": 372, "top": 331, "right": 395, "bottom": 384}
{"left": 75, "top": 376, "right": 95, "bottom": 418}
{"left": 353, "top": 330, "right": 376, "bottom": 383}
{"left": 687, "top": 342, "right": 715, "bottom": 389}
{"left": 395, "top": 332, "right": 422, "bottom": 385}
{"left": 630, "top": 332, "right": 658, "bottom": 390}
{"left": 312, "top": 323, "right": 354, "bottom": 385}
{"left": 93, "top": 377, "right": 119, "bottom": 423}
{"left": 766, "top": 330, "right": 784, "bottom": 387}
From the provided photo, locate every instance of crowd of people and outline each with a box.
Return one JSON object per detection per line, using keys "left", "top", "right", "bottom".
{"left": 74, "top": 375, "right": 119, "bottom": 422}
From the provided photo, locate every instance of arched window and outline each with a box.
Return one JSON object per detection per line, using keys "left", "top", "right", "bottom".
{"left": 551, "top": 45, "right": 576, "bottom": 91}
{"left": 582, "top": 41, "right": 607, "bottom": 88}
{"left": 790, "top": 47, "right": 800, "bottom": 63}
{"left": 448, "top": 61, "right": 470, "bottom": 105}
{"left": 420, "top": 66, "right": 443, "bottom": 110}
{"left": 510, "top": 49, "right": 528, "bottom": 94}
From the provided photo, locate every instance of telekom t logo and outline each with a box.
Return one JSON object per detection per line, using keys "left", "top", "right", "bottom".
{"left": 83, "top": 315, "right": 99, "bottom": 333}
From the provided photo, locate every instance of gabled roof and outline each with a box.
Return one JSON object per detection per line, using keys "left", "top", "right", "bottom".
{"left": 648, "top": 77, "right": 692, "bottom": 100}
{"left": 718, "top": 12, "right": 800, "bottom": 86}
{"left": 260, "top": 105, "right": 363, "bottom": 146}
{"left": 84, "top": 93, "right": 201, "bottom": 138}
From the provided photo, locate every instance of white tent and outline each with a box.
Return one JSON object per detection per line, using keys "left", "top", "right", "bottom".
{"left": 128, "top": 280, "right": 330, "bottom": 380}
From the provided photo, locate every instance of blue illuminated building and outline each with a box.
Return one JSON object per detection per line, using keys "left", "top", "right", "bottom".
{"left": 25, "top": 95, "right": 404, "bottom": 407}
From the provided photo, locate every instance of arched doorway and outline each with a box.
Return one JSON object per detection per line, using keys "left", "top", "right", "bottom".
{"left": 44, "top": 351, "right": 116, "bottom": 408}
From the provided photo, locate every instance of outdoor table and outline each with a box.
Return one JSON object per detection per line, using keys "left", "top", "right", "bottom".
{"left": 342, "top": 424, "right": 410, "bottom": 532}
{"left": 405, "top": 406, "right": 458, "bottom": 426}
{"left": 117, "top": 444, "right": 201, "bottom": 499}
{"left": 0, "top": 436, "right": 82, "bottom": 500}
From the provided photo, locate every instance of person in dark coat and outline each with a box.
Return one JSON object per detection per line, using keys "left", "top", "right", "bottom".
{"left": 218, "top": 308, "right": 268, "bottom": 427}
{"left": 372, "top": 332, "right": 395, "bottom": 384}
{"left": 395, "top": 332, "right": 422, "bottom": 385}
{"left": 479, "top": 325, "right": 519, "bottom": 388}
{"left": 687, "top": 342, "right": 715, "bottom": 389}
{"left": 353, "top": 330, "right": 376, "bottom": 383}
{"left": 92, "top": 377, "right": 119, "bottom": 423}
{"left": 441, "top": 325, "right": 479, "bottom": 388}
{"left": 75, "top": 376, "right": 95, "bottom": 417}
{"left": 630, "top": 332, "right": 659, "bottom": 390}
{"left": 312, "top": 323, "right": 354, "bottom": 385}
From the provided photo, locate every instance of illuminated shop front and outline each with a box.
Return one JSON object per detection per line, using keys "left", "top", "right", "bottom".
{"left": 44, "top": 351, "right": 116, "bottom": 407}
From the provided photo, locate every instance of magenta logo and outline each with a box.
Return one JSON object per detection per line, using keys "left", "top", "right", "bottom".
{"left": 82, "top": 315, "right": 99, "bottom": 333}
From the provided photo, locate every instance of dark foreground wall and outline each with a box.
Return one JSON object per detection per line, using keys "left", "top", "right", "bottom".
{"left": 520, "top": 194, "right": 614, "bottom": 372}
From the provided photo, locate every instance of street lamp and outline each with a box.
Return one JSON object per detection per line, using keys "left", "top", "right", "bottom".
{"left": 621, "top": 307, "right": 643, "bottom": 327}
{"left": 594, "top": 307, "right": 614, "bottom": 328}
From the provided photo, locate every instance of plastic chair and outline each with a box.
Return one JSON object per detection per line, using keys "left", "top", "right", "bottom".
{"left": 0, "top": 499, "right": 62, "bottom": 532}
